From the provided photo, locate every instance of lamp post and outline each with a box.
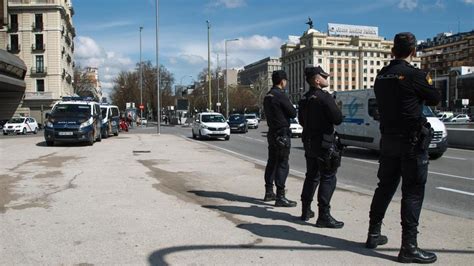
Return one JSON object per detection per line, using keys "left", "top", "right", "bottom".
{"left": 225, "top": 38, "right": 239, "bottom": 118}
{"left": 206, "top": 20, "right": 211, "bottom": 111}
{"left": 139, "top": 26, "right": 143, "bottom": 124}
{"left": 155, "top": 0, "right": 160, "bottom": 134}
{"left": 215, "top": 52, "right": 221, "bottom": 113}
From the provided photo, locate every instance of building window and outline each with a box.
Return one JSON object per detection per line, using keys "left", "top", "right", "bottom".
{"left": 345, "top": 68, "right": 348, "bottom": 72}
{"left": 363, "top": 68, "right": 367, "bottom": 73}
{"left": 364, "top": 60, "right": 367, "bottom": 65}
{"left": 318, "top": 58, "right": 322, "bottom": 64}
{"left": 330, "top": 51, "right": 333, "bottom": 55}
{"left": 370, "top": 61, "right": 374, "bottom": 65}
{"left": 337, "top": 68, "right": 341, "bottom": 72}
{"left": 36, "top": 79, "right": 45, "bottom": 92}
{"left": 10, "top": 14, "right": 18, "bottom": 31}
{"left": 370, "top": 69, "right": 374, "bottom": 74}
{"left": 34, "top": 13, "right": 43, "bottom": 31}
{"left": 330, "top": 68, "right": 334, "bottom": 72}
{"left": 370, "top": 77, "right": 374, "bottom": 82}
{"left": 36, "top": 55, "right": 44, "bottom": 72}
{"left": 9, "top": 34, "right": 19, "bottom": 51}
{"left": 364, "top": 77, "right": 367, "bottom": 81}
{"left": 376, "top": 61, "right": 380, "bottom": 66}
{"left": 330, "top": 59, "right": 334, "bottom": 63}
{"left": 352, "top": 60, "right": 356, "bottom": 64}
{"left": 352, "top": 77, "right": 356, "bottom": 81}
{"left": 35, "top": 34, "right": 44, "bottom": 50}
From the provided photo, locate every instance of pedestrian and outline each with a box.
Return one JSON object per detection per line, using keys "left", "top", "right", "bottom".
{"left": 298, "top": 66, "right": 344, "bottom": 228}
{"left": 365, "top": 32, "right": 440, "bottom": 264}
{"left": 262, "top": 70, "right": 297, "bottom": 207}
{"left": 178, "top": 112, "right": 182, "bottom": 125}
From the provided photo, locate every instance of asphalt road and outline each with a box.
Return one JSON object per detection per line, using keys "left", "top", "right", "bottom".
{"left": 154, "top": 122, "right": 474, "bottom": 219}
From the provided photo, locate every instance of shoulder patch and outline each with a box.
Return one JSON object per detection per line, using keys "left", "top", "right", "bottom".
{"left": 426, "top": 73, "right": 433, "bottom": 85}
{"left": 265, "top": 93, "right": 275, "bottom": 98}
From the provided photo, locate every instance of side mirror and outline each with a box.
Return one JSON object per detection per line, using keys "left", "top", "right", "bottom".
{"left": 45, "top": 112, "right": 51, "bottom": 119}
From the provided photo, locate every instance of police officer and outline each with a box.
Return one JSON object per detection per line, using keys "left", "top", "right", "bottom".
{"left": 298, "top": 66, "right": 344, "bottom": 228}
{"left": 263, "top": 70, "right": 297, "bottom": 207}
{"left": 365, "top": 32, "right": 440, "bottom": 264}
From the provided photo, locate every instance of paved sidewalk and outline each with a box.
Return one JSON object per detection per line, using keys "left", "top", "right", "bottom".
{"left": 0, "top": 133, "right": 472, "bottom": 265}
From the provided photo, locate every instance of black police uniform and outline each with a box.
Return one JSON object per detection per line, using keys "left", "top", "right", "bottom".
{"left": 298, "top": 81, "right": 344, "bottom": 228}
{"left": 263, "top": 86, "right": 297, "bottom": 206}
{"left": 367, "top": 59, "right": 440, "bottom": 261}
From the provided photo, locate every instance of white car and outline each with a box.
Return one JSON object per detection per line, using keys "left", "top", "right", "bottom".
{"left": 450, "top": 114, "right": 470, "bottom": 123}
{"left": 289, "top": 118, "right": 303, "bottom": 138}
{"left": 192, "top": 112, "right": 230, "bottom": 140}
{"left": 244, "top": 114, "right": 259, "bottom": 129}
{"left": 3, "top": 117, "right": 39, "bottom": 135}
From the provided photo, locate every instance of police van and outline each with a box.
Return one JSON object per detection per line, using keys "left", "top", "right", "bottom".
{"left": 44, "top": 97, "right": 102, "bottom": 146}
{"left": 334, "top": 89, "right": 448, "bottom": 159}
{"left": 100, "top": 104, "right": 120, "bottom": 138}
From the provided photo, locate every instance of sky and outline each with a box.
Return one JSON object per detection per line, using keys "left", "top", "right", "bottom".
{"left": 72, "top": 0, "right": 474, "bottom": 98}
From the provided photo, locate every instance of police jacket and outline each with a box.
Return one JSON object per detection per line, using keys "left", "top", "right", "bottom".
{"left": 298, "top": 87, "right": 343, "bottom": 142}
{"left": 263, "top": 86, "right": 297, "bottom": 133}
{"left": 374, "top": 59, "right": 440, "bottom": 135}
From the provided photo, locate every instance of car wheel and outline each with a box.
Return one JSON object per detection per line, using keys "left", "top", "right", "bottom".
{"left": 255, "top": 125, "right": 258, "bottom": 129}
{"left": 198, "top": 130, "right": 203, "bottom": 140}
{"left": 46, "top": 141, "right": 54, "bottom": 146}
{"left": 22, "top": 128, "right": 27, "bottom": 135}
{"left": 88, "top": 132, "right": 94, "bottom": 146}
{"left": 192, "top": 131, "right": 197, "bottom": 139}
{"left": 97, "top": 130, "right": 102, "bottom": 142}
{"left": 34, "top": 127, "right": 38, "bottom": 134}
{"left": 245, "top": 127, "right": 248, "bottom": 133}
{"left": 225, "top": 135, "right": 230, "bottom": 141}
{"left": 114, "top": 130, "right": 119, "bottom": 136}
{"left": 429, "top": 153, "right": 443, "bottom": 160}
{"left": 3, "top": 132, "right": 7, "bottom": 135}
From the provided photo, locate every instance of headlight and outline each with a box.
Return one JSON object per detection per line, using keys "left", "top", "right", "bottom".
{"left": 46, "top": 121, "right": 53, "bottom": 128}
{"left": 79, "top": 118, "right": 93, "bottom": 129}
{"left": 200, "top": 124, "right": 208, "bottom": 129}
{"left": 239, "top": 123, "right": 245, "bottom": 127}
{"left": 442, "top": 129, "right": 448, "bottom": 138}
{"left": 226, "top": 125, "right": 230, "bottom": 129}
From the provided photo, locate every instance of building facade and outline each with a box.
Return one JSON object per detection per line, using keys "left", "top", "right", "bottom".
{"left": 281, "top": 24, "right": 421, "bottom": 102}
{"left": 0, "top": 0, "right": 75, "bottom": 122}
{"left": 238, "top": 57, "right": 281, "bottom": 88}
{"left": 417, "top": 31, "right": 474, "bottom": 110}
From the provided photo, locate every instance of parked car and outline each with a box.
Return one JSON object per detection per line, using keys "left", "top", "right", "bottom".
{"left": 3, "top": 117, "right": 39, "bottom": 135}
{"left": 100, "top": 104, "right": 120, "bottom": 138}
{"left": 450, "top": 114, "right": 470, "bottom": 123}
{"left": 228, "top": 114, "right": 248, "bottom": 133}
{"left": 192, "top": 112, "right": 230, "bottom": 140}
{"left": 244, "top": 113, "right": 259, "bottom": 129}
{"left": 289, "top": 118, "right": 303, "bottom": 138}
{"left": 0, "top": 119, "right": 9, "bottom": 130}
{"left": 436, "top": 112, "right": 454, "bottom": 121}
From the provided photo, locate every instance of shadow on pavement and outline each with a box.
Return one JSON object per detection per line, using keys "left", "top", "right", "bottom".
{"left": 188, "top": 190, "right": 274, "bottom": 207}
{"left": 203, "top": 205, "right": 298, "bottom": 224}
{"left": 35, "top": 141, "right": 90, "bottom": 147}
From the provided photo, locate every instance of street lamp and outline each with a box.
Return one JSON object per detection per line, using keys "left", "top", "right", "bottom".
{"left": 225, "top": 38, "right": 239, "bottom": 118}
{"left": 206, "top": 20, "right": 211, "bottom": 111}
{"left": 139, "top": 26, "right": 143, "bottom": 124}
{"left": 155, "top": 0, "right": 160, "bottom": 134}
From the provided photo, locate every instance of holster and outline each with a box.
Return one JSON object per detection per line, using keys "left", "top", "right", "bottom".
{"left": 275, "top": 128, "right": 291, "bottom": 149}
{"left": 317, "top": 133, "right": 343, "bottom": 172}
{"left": 418, "top": 122, "right": 433, "bottom": 151}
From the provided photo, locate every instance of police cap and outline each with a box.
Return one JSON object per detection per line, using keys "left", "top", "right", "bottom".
{"left": 272, "top": 70, "right": 288, "bottom": 84}
{"left": 304, "top": 66, "right": 329, "bottom": 79}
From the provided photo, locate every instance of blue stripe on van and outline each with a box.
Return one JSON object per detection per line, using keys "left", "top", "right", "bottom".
{"left": 343, "top": 118, "right": 365, "bottom": 125}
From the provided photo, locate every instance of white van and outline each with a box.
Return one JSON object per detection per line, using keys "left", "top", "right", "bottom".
{"left": 334, "top": 89, "right": 448, "bottom": 159}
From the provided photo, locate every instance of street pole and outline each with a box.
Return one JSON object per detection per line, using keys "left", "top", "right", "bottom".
{"left": 139, "top": 26, "right": 143, "bottom": 123}
{"left": 155, "top": 0, "right": 160, "bottom": 134}
{"left": 225, "top": 38, "right": 239, "bottom": 118}
{"left": 206, "top": 20, "right": 211, "bottom": 111}
{"left": 216, "top": 52, "right": 220, "bottom": 113}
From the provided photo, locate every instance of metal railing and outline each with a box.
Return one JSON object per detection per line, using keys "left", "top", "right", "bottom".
{"left": 24, "top": 91, "right": 53, "bottom": 100}
{"left": 31, "top": 43, "right": 46, "bottom": 52}
{"left": 30, "top": 67, "right": 48, "bottom": 76}
{"left": 7, "top": 44, "right": 21, "bottom": 53}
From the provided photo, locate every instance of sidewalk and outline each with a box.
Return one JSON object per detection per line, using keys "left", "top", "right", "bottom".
{"left": 0, "top": 133, "right": 472, "bottom": 265}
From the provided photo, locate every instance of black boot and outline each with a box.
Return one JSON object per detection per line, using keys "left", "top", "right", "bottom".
{"left": 398, "top": 240, "right": 437, "bottom": 264}
{"left": 263, "top": 186, "right": 276, "bottom": 202}
{"left": 365, "top": 222, "right": 388, "bottom": 249}
{"left": 275, "top": 189, "right": 297, "bottom": 207}
{"left": 315, "top": 207, "right": 344, "bottom": 229}
{"left": 301, "top": 201, "right": 315, "bottom": 221}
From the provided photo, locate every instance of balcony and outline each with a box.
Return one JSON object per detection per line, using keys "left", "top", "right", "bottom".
{"left": 24, "top": 91, "right": 54, "bottom": 101}
{"left": 30, "top": 67, "right": 48, "bottom": 77}
{"left": 66, "top": 54, "right": 72, "bottom": 63}
{"left": 32, "top": 43, "right": 46, "bottom": 52}
{"left": 7, "top": 23, "right": 19, "bottom": 32}
{"left": 32, "top": 22, "right": 43, "bottom": 32}
{"left": 66, "top": 74, "right": 72, "bottom": 84}
{"left": 7, "top": 44, "right": 21, "bottom": 54}
{"left": 65, "top": 36, "right": 71, "bottom": 46}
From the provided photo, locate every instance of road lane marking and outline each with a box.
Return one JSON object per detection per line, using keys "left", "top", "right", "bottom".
{"left": 238, "top": 135, "right": 265, "bottom": 143}
{"left": 447, "top": 147, "right": 474, "bottom": 153}
{"left": 351, "top": 158, "right": 474, "bottom": 181}
{"left": 436, "top": 187, "right": 474, "bottom": 197}
{"left": 443, "top": 156, "right": 468, "bottom": 161}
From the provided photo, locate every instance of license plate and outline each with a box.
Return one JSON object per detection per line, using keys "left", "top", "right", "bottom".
{"left": 59, "top": 132, "right": 73, "bottom": 136}
{"left": 429, "top": 143, "right": 437, "bottom": 148}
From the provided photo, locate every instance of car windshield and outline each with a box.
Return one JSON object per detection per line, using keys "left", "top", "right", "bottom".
{"left": 8, "top": 118, "right": 25, "bottom": 124}
{"left": 201, "top": 114, "right": 225, "bottom": 123}
{"left": 245, "top": 114, "right": 256, "bottom": 119}
{"left": 229, "top": 115, "right": 244, "bottom": 122}
{"left": 52, "top": 104, "right": 91, "bottom": 117}
{"left": 422, "top": 106, "right": 435, "bottom": 117}
{"left": 101, "top": 108, "right": 108, "bottom": 118}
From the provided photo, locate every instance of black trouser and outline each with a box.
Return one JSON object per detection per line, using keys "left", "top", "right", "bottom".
{"left": 369, "top": 134, "right": 429, "bottom": 243}
{"left": 264, "top": 130, "right": 291, "bottom": 191}
{"left": 300, "top": 141, "right": 337, "bottom": 209}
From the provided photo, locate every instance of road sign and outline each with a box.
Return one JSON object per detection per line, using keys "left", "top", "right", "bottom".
{"left": 462, "top": 99, "right": 469, "bottom": 106}
{"left": 139, "top": 105, "right": 144, "bottom": 110}
{"left": 216, "top": 102, "right": 221, "bottom": 107}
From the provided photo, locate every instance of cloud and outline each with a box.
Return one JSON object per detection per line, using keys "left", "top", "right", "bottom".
{"left": 398, "top": 0, "right": 418, "bottom": 10}
{"left": 421, "top": 0, "right": 445, "bottom": 11}
{"left": 74, "top": 36, "right": 135, "bottom": 99}
{"left": 215, "top": 35, "right": 283, "bottom": 53}
{"left": 462, "top": 0, "right": 474, "bottom": 4}
{"left": 208, "top": 0, "right": 246, "bottom": 9}
{"left": 168, "top": 54, "right": 207, "bottom": 66}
